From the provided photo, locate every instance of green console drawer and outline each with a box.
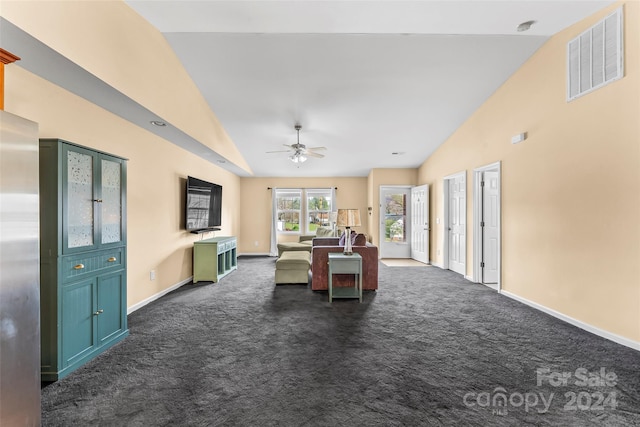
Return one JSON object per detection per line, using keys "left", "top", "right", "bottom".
{"left": 61, "top": 247, "right": 125, "bottom": 283}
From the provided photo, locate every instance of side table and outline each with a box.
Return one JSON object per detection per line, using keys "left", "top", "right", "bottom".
{"left": 328, "top": 252, "right": 362, "bottom": 303}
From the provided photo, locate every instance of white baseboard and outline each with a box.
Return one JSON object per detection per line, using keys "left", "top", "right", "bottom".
{"left": 238, "top": 252, "right": 273, "bottom": 257}
{"left": 464, "top": 275, "right": 475, "bottom": 282}
{"left": 482, "top": 282, "right": 500, "bottom": 291}
{"left": 501, "top": 290, "right": 640, "bottom": 352}
{"left": 127, "top": 276, "right": 193, "bottom": 315}
{"left": 431, "top": 261, "right": 444, "bottom": 269}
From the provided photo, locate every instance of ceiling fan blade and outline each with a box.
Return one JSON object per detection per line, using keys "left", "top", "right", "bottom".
{"left": 266, "top": 144, "right": 295, "bottom": 154}
{"left": 266, "top": 127, "right": 328, "bottom": 160}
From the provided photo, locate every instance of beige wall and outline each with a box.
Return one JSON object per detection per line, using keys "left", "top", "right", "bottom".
{"left": 239, "top": 177, "right": 368, "bottom": 253}
{"left": 367, "top": 168, "right": 418, "bottom": 245}
{"left": 2, "top": 0, "right": 250, "bottom": 173}
{"left": 2, "top": 1, "right": 247, "bottom": 309}
{"left": 418, "top": 1, "right": 640, "bottom": 342}
{"left": 5, "top": 67, "right": 241, "bottom": 309}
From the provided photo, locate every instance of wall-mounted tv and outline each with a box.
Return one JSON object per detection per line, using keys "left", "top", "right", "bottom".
{"left": 185, "top": 176, "right": 222, "bottom": 233}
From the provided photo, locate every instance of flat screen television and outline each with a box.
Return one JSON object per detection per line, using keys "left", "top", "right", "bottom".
{"left": 185, "top": 176, "right": 222, "bottom": 233}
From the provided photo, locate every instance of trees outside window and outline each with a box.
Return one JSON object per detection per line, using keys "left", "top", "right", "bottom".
{"left": 306, "top": 189, "right": 332, "bottom": 234}
{"left": 384, "top": 193, "right": 406, "bottom": 242}
{"left": 276, "top": 190, "right": 301, "bottom": 232}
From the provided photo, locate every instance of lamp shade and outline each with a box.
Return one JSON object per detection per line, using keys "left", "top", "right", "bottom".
{"left": 336, "top": 209, "right": 361, "bottom": 228}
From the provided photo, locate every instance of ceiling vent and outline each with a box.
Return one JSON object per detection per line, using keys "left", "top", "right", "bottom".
{"left": 567, "top": 7, "right": 623, "bottom": 101}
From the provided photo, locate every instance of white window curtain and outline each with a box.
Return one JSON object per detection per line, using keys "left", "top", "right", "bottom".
{"left": 269, "top": 188, "right": 278, "bottom": 256}
{"left": 331, "top": 187, "right": 337, "bottom": 214}
{"left": 331, "top": 187, "right": 337, "bottom": 235}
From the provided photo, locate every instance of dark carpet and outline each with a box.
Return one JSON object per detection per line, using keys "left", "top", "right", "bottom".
{"left": 41, "top": 256, "right": 640, "bottom": 426}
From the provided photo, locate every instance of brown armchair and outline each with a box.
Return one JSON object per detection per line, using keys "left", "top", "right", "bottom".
{"left": 310, "top": 234, "right": 379, "bottom": 291}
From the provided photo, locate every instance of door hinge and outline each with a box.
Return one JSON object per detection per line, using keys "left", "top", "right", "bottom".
{"left": 481, "top": 181, "right": 485, "bottom": 187}
{"left": 481, "top": 262, "right": 485, "bottom": 268}
{"left": 481, "top": 221, "right": 485, "bottom": 227}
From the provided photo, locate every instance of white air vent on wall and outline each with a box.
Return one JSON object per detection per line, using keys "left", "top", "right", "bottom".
{"left": 567, "top": 7, "right": 623, "bottom": 101}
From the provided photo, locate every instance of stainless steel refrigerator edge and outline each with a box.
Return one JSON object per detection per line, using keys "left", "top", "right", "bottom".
{"left": 0, "top": 110, "right": 41, "bottom": 425}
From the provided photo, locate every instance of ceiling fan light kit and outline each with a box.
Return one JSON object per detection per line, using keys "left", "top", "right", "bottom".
{"left": 289, "top": 152, "right": 307, "bottom": 163}
{"left": 266, "top": 124, "right": 326, "bottom": 164}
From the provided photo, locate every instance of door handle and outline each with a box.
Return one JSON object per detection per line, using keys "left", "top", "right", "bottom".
{"left": 94, "top": 309, "right": 104, "bottom": 315}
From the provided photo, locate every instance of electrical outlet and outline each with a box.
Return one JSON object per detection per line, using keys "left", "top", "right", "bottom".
{"left": 150, "top": 270, "right": 156, "bottom": 281}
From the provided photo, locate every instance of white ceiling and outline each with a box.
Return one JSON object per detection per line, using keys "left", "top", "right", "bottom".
{"left": 124, "top": 0, "right": 613, "bottom": 177}
{"left": 4, "top": 1, "right": 615, "bottom": 178}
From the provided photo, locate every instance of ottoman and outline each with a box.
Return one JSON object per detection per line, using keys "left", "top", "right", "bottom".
{"left": 275, "top": 251, "right": 311, "bottom": 284}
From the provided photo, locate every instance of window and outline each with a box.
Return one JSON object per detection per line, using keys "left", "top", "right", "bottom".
{"left": 275, "top": 188, "right": 333, "bottom": 234}
{"left": 383, "top": 192, "right": 406, "bottom": 243}
{"left": 567, "top": 7, "right": 623, "bottom": 101}
{"left": 275, "top": 189, "right": 301, "bottom": 233}
{"left": 306, "top": 189, "right": 333, "bottom": 234}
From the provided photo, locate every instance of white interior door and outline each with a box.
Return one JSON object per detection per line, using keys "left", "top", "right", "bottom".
{"left": 482, "top": 171, "right": 499, "bottom": 283}
{"left": 447, "top": 174, "right": 466, "bottom": 275}
{"left": 380, "top": 186, "right": 411, "bottom": 258}
{"left": 411, "top": 185, "right": 429, "bottom": 264}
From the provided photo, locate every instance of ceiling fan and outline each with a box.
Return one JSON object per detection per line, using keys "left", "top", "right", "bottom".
{"left": 266, "top": 124, "right": 326, "bottom": 163}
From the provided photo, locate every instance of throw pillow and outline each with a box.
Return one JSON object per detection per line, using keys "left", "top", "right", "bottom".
{"left": 353, "top": 233, "right": 366, "bottom": 246}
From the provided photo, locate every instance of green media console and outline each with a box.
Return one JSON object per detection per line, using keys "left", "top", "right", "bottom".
{"left": 193, "top": 236, "right": 238, "bottom": 283}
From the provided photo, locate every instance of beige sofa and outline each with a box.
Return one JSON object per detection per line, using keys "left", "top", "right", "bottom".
{"left": 276, "top": 226, "right": 336, "bottom": 257}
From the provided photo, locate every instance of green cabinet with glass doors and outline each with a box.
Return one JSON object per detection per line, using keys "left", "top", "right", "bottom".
{"left": 39, "top": 139, "right": 128, "bottom": 381}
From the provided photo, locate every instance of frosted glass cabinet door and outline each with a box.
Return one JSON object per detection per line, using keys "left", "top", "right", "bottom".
{"left": 101, "top": 158, "right": 122, "bottom": 245}
{"left": 65, "top": 146, "right": 96, "bottom": 250}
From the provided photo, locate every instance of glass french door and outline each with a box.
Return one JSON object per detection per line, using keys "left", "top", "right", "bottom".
{"left": 379, "top": 186, "right": 412, "bottom": 258}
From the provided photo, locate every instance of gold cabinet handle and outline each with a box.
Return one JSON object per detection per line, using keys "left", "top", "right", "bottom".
{"left": 93, "top": 309, "right": 104, "bottom": 315}
{"left": 107, "top": 257, "right": 117, "bottom": 262}
{"left": 74, "top": 264, "right": 85, "bottom": 270}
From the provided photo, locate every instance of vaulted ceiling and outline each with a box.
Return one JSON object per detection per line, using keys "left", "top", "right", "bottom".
{"left": 3, "top": 1, "right": 615, "bottom": 177}
{"left": 125, "top": 0, "right": 613, "bottom": 177}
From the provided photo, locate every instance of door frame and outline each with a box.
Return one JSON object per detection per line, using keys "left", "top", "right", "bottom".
{"left": 442, "top": 171, "right": 466, "bottom": 272}
{"left": 472, "top": 161, "right": 502, "bottom": 291}
{"left": 410, "top": 184, "right": 429, "bottom": 264}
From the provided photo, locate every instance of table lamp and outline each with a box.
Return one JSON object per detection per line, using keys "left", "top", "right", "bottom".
{"left": 337, "top": 208, "right": 361, "bottom": 255}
